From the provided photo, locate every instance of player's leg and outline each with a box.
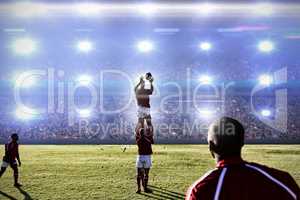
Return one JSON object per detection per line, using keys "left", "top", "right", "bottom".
{"left": 0, "top": 167, "right": 7, "bottom": 177}
{"left": 136, "top": 168, "right": 143, "bottom": 193}
{"left": 0, "top": 161, "right": 9, "bottom": 177}
{"left": 143, "top": 168, "right": 152, "bottom": 193}
{"left": 136, "top": 155, "right": 144, "bottom": 194}
{"left": 141, "top": 168, "right": 145, "bottom": 188}
{"left": 143, "top": 155, "right": 152, "bottom": 193}
{"left": 11, "top": 163, "right": 21, "bottom": 187}
{"left": 137, "top": 107, "right": 145, "bottom": 129}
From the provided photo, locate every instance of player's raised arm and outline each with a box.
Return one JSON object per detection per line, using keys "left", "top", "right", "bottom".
{"left": 134, "top": 76, "right": 144, "bottom": 93}
{"left": 148, "top": 77, "right": 154, "bottom": 95}
{"left": 136, "top": 131, "right": 142, "bottom": 142}
{"left": 143, "top": 76, "right": 154, "bottom": 95}
{"left": 144, "top": 128, "right": 154, "bottom": 144}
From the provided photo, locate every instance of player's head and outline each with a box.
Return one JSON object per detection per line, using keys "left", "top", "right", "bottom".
{"left": 11, "top": 133, "right": 19, "bottom": 142}
{"left": 145, "top": 72, "right": 152, "bottom": 80}
{"left": 208, "top": 117, "right": 244, "bottom": 159}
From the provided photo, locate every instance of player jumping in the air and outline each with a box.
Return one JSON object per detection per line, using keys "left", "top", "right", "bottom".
{"left": 0, "top": 133, "right": 22, "bottom": 187}
{"left": 135, "top": 72, "right": 154, "bottom": 131}
{"left": 135, "top": 125, "right": 154, "bottom": 194}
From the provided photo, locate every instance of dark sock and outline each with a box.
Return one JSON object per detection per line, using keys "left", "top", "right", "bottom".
{"left": 144, "top": 177, "right": 148, "bottom": 189}
{"left": 0, "top": 167, "right": 6, "bottom": 177}
{"left": 137, "top": 177, "right": 141, "bottom": 190}
{"left": 13, "top": 166, "right": 18, "bottom": 184}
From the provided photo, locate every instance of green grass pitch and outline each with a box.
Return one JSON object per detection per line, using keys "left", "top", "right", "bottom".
{"left": 0, "top": 145, "right": 299, "bottom": 200}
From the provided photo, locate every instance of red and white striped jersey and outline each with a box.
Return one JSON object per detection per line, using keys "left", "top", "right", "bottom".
{"left": 186, "top": 157, "right": 300, "bottom": 200}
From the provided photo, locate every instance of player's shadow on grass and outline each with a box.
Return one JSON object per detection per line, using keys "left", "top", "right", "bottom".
{"left": 0, "top": 191, "right": 18, "bottom": 200}
{"left": 0, "top": 187, "right": 32, "bottom": 200}
{"left": 139, "top": 185, "right": 185, "bottom": 200}
{"left": 16, "top": 187, "right": 33, "bottom": 200}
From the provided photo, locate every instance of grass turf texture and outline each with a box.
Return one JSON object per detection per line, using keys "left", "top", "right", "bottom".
{"left": 0, "top": 145, "right": 299, "bottom": 200}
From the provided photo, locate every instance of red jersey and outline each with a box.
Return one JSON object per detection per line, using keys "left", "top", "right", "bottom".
{"left": 136, "top": 132, "right": 154, "bottom": 155}
{"left": 186, "top": 157, "right": 300, "bottom": 200}
{"left": 136, "top": 86, "right": 153, "bottom": 108}
{"left": 4, "top": 142, "right": 19, "bottom": 162}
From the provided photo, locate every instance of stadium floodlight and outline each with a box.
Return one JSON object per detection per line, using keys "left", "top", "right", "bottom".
{"left": 77, "top": 40, "right": 93, "bottom": 53}
{"left": 77, "top": 75, "right": 92, "bottom": 86}
{"left": 136, "top": 40, "right": 154, "bottom": 53}
{"left": 199, "top": 41, "right": 212, "bottom": 51}
{"left": 258, "top": 74, "right": 273, "bottom": 86}
{"left": 77, "top": 109, "right": 92, "bottom": 118}
{"left": 199, "top": 75, "right": 213, "bottom": 85}
{"left": 198, "top": 109, "right": 215, "bottom": 118}
{"left": 15, "top": 106, "right": 37, "bottom": 120}
{"left": 261, "top": 109, "right": 271, "bottom": 117}
{"left": 12, "top": 38, "right": 37, "bottom": 56}
{"left": 258, "top": 40, "right": 274, "bottom": 53}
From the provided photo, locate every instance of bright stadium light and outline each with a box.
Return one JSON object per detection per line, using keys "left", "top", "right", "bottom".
{"left": 12, "top": 38, "right": 37, "bottom": 56}
{"left": 77, "top": 109, "right": 92, "bottom": 118}
{"left": 258, "top": 74, "right": 273, "bottom": 86}
{"left": 77, "top": 40, "right": 93, "bottom": 53}
{"left": 261, "top": 109, "right": 271, "bottom": 117}
{"left": 199, "top": 75, "right": 213, "bottom": 84}
{"left": 198, "top": 109, "right": 215, "bottom": 118}
{"left": 77, "top": 75, "right": 92, "bottom": 86}
{"left": 137, "top": 40, "right": 154, "bottom": 53}
{"left": 199, "top": 41, "right": 212, "bottom": 51}
{"left": 15, "top": 106, "right": 37, "bottom": 120}
{"left": 258, "top": 40, "right": 274, "bottom": 53}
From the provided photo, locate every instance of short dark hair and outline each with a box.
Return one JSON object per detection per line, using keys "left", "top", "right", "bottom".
{"left": 208, "top": 117, "right": 244, "bottom": 157}
{"left": 146, "top": 72, "right": 152, "bottom": 77}
{"left": 11, "top": 133, "right": 19, "bottom": 140}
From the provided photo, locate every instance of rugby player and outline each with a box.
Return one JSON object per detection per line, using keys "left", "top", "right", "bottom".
{"left": 0, "top": 133, "right": 22, "bottom": 187}
{"left": 186, "top": 117, "right": 300, "bottom": 200}
{"left": 135, "top": 125, "right": 154, "bottom": 194}
{"left": 134, "top": 72, "right": 154, "bottom": 131}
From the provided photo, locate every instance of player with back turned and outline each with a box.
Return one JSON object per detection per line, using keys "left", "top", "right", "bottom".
{"left": 186, "top": 117, "right": 300, "bottom": 200}
{"left": 135, "top": 124, "right": 154, "bottom": 194}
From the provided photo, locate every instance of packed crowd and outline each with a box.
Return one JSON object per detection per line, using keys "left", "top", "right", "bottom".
{"left": 0, "top": 91, "right": 299, "bottom": 143}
